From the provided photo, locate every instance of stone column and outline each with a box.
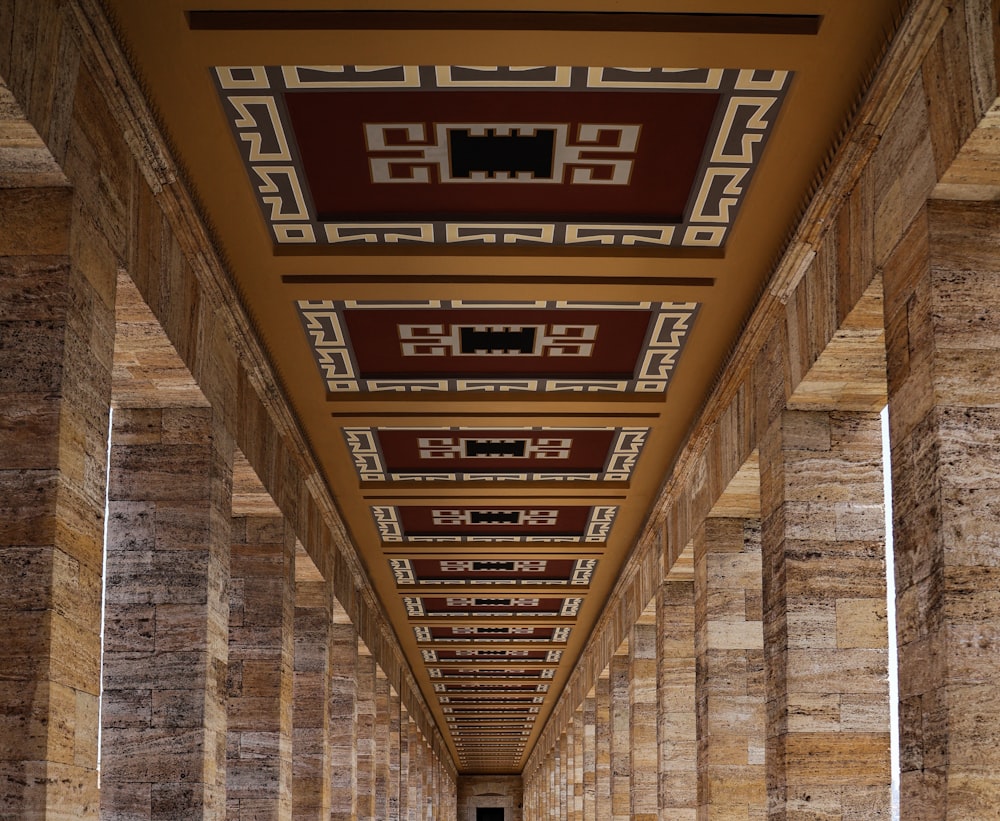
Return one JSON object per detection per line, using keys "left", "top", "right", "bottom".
{"left": 407, "top": 721, "right": 420, "bottom": 821}
{"left": 389, "top": 688, "right": 401, "bottom": 820}
{"left": 658, "top": 579, "right": 697, "bottom": 820}
{"left": 429, "top": 747, "right": 440, "bottom": 821}
{"left": 548, "top": 751, "right": 556, "bottom": 820}
{"left": 398, "top": 706, "right": 410, "bottom": 821}
{"left": 594, "top": 672, "right": 612, "bottom": 819}
{"left": 558, "top": 730, "right": 568, "bottom": 820}
{"left": 328, "top": 604, "right": 358, "bottom": 821}
{"left": 573, "top": 707, "right": 585, "bottom": 820}
{"left": 355, "top": 647, "right": 377, "bottom": 821}
{"left": 292, "top": 574, "right": 331, "bottom": 821}
{"left": 610, "top": 646, "right": 631, "bottom": 821}
{"left": 583, "top": 693, "right": 596, "bottom": 820}
{"left": 226, "top": 515, "right": 295, "bottom": 820}
{"left": 694, "top": 518, "right": 766, "bottom": 819}
{"left": 565, "top": 721, "right": 576, "bottom": 821}
{"left": 374, "top": 670, "right": 390, "bottom": 820}
{"left": 630, "top": 613, "right": 659, "bottom": 821}
{"left": 101, "top": 405, "right": 235, "bottom": 819}
{"left": 760, "top": 409, "right": 890, "bottom": 818}
{"left": 0, "top": 187, "right": 112, "bottom": 819}
{"left": 885, "top": 201, "right": 1000, "bottom": 817}
{"left": 417, "top": 735, "right": 432, "bottom": 821}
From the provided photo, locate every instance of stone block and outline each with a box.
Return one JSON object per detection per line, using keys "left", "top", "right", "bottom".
{"left": 836, "top": 598, "right": 888, "bottom": 649}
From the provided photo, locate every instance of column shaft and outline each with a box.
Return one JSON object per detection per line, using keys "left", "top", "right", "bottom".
{"left": 374, "top": 671, "right": 390, "bottom": 820}
{"left": 694, "top": 518, "right": 766, "bottom": 819}
{"left": 226, "top": 515, "right": 295, "bottom": 820}
{"left": 398, "top": 708, "right": 410, "bottom": 821}
{"left": 0, "top": 188, "right": 112, "bottom": 819}
{"left": 658, "top": 580, "right": 697, "bottom": 820}
{"left": 582, "top": 694, "right": 596, "bottom": 820}
{"left": 328, "top": 616, "right": 358, "bottom": 821}
{"left": 885, "top": 201, "right": 1000, "bottom": 817}
{"left": 594, "top": 673, "right": 612, "bottom": 819}
{"left": 101, "top": 406, "right": 235, "bottom": 819}
{"left": 631, "top": 617, "right": 659, "bottom": 821}
{"left": 355, "top": 650, "right": 377, "bottom": 821}
{"left": 609, "top": 650, "right": 631, "bottom": 821}
{"left": 388, "top": 689, "right": 400, "bottom": 821}
{"left": 760, "top": 409, "right": 891, "bottom": 818}
{"left": 292, "top": 579, "right": 331, "bottom": 820}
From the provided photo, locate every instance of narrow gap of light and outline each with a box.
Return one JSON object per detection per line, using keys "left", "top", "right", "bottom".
{"left": 881, "top": 404, "right": 900, "bottom": 819}
{"left": 97, "top": 406, "right": 113, "bottom": 783}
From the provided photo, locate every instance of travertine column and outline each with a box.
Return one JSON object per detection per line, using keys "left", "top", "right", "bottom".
{"left": 374, "top": 670, "right": 390, "bottom": 820}
{"left": 542, "top": 751, "right": 553, "bottom": 820}
{"left": 329, "top": 604, "right": 358, "bottom": 821}
{"left": 572, "top": 707, "right": 584, "bottom": 820}
{"left": 565, "top": 720, "right": 576, "bottom": 821}
{"left": 658, "top": 579, "right": 697, "bottom": 820}
{"left": 556, "top": 732, "right": 566, "bottom": 820}
{"left": 355, "top": 647, "right": 377, "bottom": 821}
{"left": 413, "top": 727, "right": 426, "bottom": 821}
{"left": 407, "top": 721, "right": 420, "bottom": 821}
{"left": 226, "top": 515, "right": 295, "bottom": 820}
{"left": 398, "top": 706, "right": 410, "bottom": 820}
{"left": 885, "top": 201, "right": 1000, "bottom": 817}
{"left": 694, "top": 518, "right": 766, "bottom": 819}
{"left": 630, "top": 612, "right": 659, "bottom": 821}
{"left": 292, "top": 575, "right": 331, "bottom": 821}
{"left": 609, "top": 646, "right": 631, "bottom": 821}
{"left": 431, "top": 741, "right": 440, "bottom": 821}
{"left": 0, "top": 187, "right": 112, "bottom": 819}
{"left": 760, "top": 409, "right": 890, "bottom": 818}
{"left": 388, "top": 689, "right": 400, "bottom": 821}
{"left": 583, "top": 693, "right": 596, "bottom": 819}
{"left": 595, "top": 672, "right": 612, "bottom": 819}
{"left": 101, "top": 405, "right": 235, "bottom": 819}
{"left": 424, "top": 737, "right": 432, "bottom": 821}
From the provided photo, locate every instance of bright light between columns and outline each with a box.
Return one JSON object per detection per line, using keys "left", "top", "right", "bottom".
{"left": 881, "top": 404, "right": 900, "bottom": 820}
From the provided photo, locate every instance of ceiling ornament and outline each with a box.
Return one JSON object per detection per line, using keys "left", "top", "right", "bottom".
{"left": 297, "top": 300, "right": 698, "bottom": 393}
{"left": 215, "top": 65, "right": 790, "bottom": 247}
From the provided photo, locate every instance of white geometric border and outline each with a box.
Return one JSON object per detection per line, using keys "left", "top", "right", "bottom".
{"left": 343, "top": 425, "right": 648, "bottom": 482}
{"left": 215, "top": 65, "right": 791, "bottom": 248}
{"left": 297, "top": 299, "right": 698, "bottom": 394}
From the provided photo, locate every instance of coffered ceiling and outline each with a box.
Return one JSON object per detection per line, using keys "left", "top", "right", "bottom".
{"left": 104, "top": 0, "right": 904, "bottom": 773}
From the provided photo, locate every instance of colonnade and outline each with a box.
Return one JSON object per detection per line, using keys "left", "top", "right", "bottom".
{"left": 522, "top": 3, "right": 1000, "bottom": 816}
{"left": 0, "top": 9, "right": 457, "bottom": 809}
{"left": 2, "top": 242, "right": 458, "bottom": 818}
{"left": 5, "top": 1, "right": 1000, "bottom": 820}
{"left": 525, "top": 405, "right": 893, "bottom": 817}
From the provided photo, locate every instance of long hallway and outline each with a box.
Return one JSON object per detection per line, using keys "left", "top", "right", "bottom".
{"left": 3, "top": 1, "right": 1000, "bottom": 819}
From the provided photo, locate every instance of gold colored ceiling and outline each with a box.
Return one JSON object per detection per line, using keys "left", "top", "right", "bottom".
{"left": 105, "top": 0, "right": 903, "bottom": 774}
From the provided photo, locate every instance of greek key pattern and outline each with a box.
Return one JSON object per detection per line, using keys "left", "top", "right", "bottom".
{"left": 343, "top": 425, "right": 648, "bottom": 481}
{"left": 372, "top": 506, "right": 403, "bottom": 542}
{"left": 297, "top": 300, "right": 698, "bottom": 394}
{"left": 571, "top": 560, "right": 598, "bottom": 585}
{"left": 215, "top": 65, "right": 790, "bottom": 248}
{"left": 373, "top": 505, "right": 616, "bottom": 544}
